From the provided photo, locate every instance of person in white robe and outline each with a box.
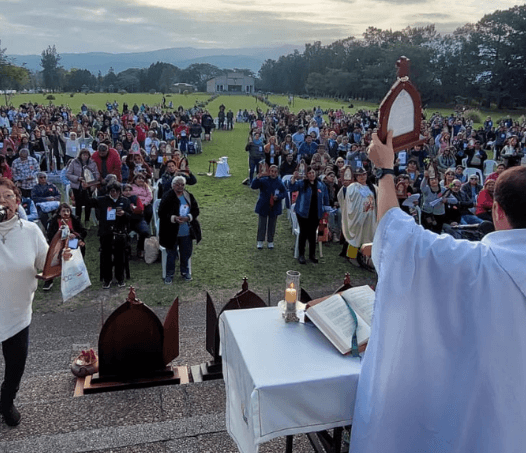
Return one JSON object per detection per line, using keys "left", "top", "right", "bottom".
{"left": 350, "top": 131, "right": 526, "bottom": 453}
{"left": 341, "top": 167, "right": 377, "bottom": 253}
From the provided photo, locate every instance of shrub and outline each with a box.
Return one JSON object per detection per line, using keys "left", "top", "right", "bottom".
{"left": 149, "top": 89, "right": 156, "bottom": 95}
{"left": 70, "top": 93, "right": 75, "bottom": 97}
{"left": 118, "top": 89, "right": 127, "bottom": 94}
{"left": 464, "top": 109, "right": 482, "bottom": 124}
{"left": 46, "top": 94, "right": 56, "bottom": 100}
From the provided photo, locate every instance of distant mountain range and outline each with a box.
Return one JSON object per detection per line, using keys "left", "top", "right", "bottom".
{"left": 10, "top": 45, "right": 304, "bottom": 75}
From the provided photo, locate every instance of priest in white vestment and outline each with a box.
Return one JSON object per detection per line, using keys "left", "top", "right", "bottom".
{"left": 350, "top": 131, "right": 526, "bottom": 453}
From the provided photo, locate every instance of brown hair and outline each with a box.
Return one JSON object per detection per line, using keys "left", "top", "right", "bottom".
{"left": 494, "top": 166, "right": 526, "bottom": 229}
{"left": 0, "top": 176, "right": 21, "bottom": 202}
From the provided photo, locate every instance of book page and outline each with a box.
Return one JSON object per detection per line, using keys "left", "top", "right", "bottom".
{"left": 308, "top": 294, "right": 357, "bottom": 353}
{"left": 315, "top": 294, "right": 357, "bottom": 340}
{"left": 341, "top": 286, "right": 375, "bottom": 326}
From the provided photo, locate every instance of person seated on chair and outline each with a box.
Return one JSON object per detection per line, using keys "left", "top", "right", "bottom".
{"left": 31, "top": 172, "right": 61, "bottom": 230}
{"left": 130, "top": 173, "right": 153, "bottom": 225}
{"left": 93, "top": 181, "right": 132, "bottom": 289}
{"left": 486, "top": 163, "right": 506, "bottom": 182}
{"left": 20, "top": 197, "right": 38, "bottom": 221}
{"left": 466, "top": 140, "right": 487, "bottom": 171}
{"left": 475, "top": 178, "right": 496, "bottom": 224}
{"left": 460, "top": 173, "right": 483, "bottom": 210}
{"left": 43, "top": 203, "right": 87, "bottom": 291}
{"left": 122, "top": 184, "right": 150, "bottom": 259}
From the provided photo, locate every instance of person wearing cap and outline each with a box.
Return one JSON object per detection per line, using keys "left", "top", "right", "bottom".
{"left": 350, "top": 131, "right": 526, "bottom": 453}
{"left": 11, "top": 149, "right": 39, "bottom": 198}
{"left": 93, "top": 181, "right": 132, "bottom": 289}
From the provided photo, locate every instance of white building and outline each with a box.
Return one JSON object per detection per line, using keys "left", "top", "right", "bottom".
{"left": 206, "top": 73, "right": 254, "bottom": 94}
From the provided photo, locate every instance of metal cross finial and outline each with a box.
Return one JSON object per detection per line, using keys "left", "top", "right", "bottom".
{"left": 396, "top": 56, "right": 410, "bottom": 79}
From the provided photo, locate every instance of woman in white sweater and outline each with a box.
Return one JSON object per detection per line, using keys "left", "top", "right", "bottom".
{"left": 0, "top": 177, "right": 48, "bottom": 427}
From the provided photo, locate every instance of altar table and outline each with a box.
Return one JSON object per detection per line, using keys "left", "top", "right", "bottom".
{"left": 220, "top": 307, "right": 362, "bottom": 453}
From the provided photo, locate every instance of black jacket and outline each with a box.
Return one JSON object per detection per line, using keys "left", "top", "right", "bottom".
{"left": 159, "top": 189, "right": 200, "bottom": 249}
{"left": 93, "top": 195, "right": 132, "bottom": 237}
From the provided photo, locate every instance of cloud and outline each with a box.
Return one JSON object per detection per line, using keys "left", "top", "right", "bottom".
{"left": 0, "top": 0, "right": 516, "bottom": 55}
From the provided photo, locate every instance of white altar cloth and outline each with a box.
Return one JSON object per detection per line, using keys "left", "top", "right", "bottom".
{"left": 220, "top": 307, "right": 361, "bottom": 453}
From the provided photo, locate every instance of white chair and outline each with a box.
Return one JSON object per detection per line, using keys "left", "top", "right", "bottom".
{"left": 483, "top": 160, "right": 497, "bottom": 178}
{"left": 290, "top": 205, "right": 301, "bottom": 258}
{"left": 281, "top": 175, "right": 293, "bottom": 219}
{"left": 463, "top": 167, "right": 484, "bottom": 184}
{"left": 153, "top": 199, "right": 168, "bottom": 279}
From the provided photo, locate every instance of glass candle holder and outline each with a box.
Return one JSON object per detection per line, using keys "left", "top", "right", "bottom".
{"left": 284, "top": 270, "right": 300, "bottom": 322}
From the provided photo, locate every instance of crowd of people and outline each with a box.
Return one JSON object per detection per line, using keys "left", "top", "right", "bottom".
{"left": 0, "top": 100, "right": 209, "bottom": 290}
{"left": 246, "top": 105, "right": 526, "bottom": 264}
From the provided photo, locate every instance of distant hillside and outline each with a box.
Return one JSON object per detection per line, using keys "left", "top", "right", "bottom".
{"left": 10, "top": 45, "right": 303, "bottom": 75}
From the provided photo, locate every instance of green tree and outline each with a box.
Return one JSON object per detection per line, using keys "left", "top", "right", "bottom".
{"left": 40, "top": 45, "right": 62, "bottom": 92}
{"left": 63, "top": 68, "right": 97, "bottom": 92}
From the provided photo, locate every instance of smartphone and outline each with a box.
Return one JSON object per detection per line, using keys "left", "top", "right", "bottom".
{"left": 68, "top": 238, "right": 79, "bottom": 249}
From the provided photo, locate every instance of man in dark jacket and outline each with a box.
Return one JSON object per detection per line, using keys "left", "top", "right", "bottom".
{"left": 159, "top": 176, "right": 200, "bottom": 284}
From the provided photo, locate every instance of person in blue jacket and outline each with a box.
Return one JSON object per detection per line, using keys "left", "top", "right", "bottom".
{"left": 251, "top": 165, "right": 286, "bottom": 250}
{"left": 287, "top": 166, "right": 330, "bottom": 264}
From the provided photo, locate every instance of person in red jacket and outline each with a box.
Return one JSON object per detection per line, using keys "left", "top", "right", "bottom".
{"left": 92, "top": 143, "right": 122, "bottom": 184}
{"left": 135, "top": 119, "right": 148, "bottom": 148}
{"left": 475, "top": 178, "right": 495, "bottom": 223}
{"left": 174, "top": 121, "right": 190, "bottom": 154}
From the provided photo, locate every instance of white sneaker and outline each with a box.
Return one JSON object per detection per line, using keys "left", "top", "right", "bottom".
{"left": 257, "top": 241, "right": 264, "bottom": 249}
{"left": 267, "top": 242, "right": 274, "bottom": 249}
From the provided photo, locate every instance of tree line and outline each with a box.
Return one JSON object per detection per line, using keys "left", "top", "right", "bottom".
{"left": 258, "top": 5, "right": 526, "bottom": 109}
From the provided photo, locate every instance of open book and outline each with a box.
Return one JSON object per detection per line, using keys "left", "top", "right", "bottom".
{"left": 306, "top": 286, "right": 375, "bottom": 355}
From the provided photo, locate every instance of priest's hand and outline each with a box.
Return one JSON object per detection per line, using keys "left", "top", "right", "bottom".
{"left": 368, "top": 130, "right": 394, "bottom": 169}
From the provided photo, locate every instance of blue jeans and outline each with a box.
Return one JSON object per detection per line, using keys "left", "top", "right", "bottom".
{"left": 249, "top": 157, "right": 260, "bottom": 183}
{"left": 130, "top": 219, "right": 150, "bottom": 251}
{"left": 166, "top": 235, "right": 193, "bottom": 277}
{"left": 461, "top": 214, "right": 484, "bottom": 225}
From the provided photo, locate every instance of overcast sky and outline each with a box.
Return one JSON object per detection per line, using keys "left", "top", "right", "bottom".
{"left": 0, "top": 0, "right": 521, "bottom": 55}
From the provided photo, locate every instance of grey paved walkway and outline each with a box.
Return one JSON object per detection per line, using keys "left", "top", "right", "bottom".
{"left": 0, "top": 300, "right": 315, "bottom": 452}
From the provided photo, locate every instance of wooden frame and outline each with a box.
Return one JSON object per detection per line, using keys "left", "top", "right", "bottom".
{"left": 378, "top": 56, "right": 425, "bottom": 152}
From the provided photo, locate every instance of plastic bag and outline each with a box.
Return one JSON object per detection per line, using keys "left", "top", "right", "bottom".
{"left": 61, "top": 248, "right": 91, "bottom": 302}
{"left": 144, "top": 236, "right": 160, "bottom": 264}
